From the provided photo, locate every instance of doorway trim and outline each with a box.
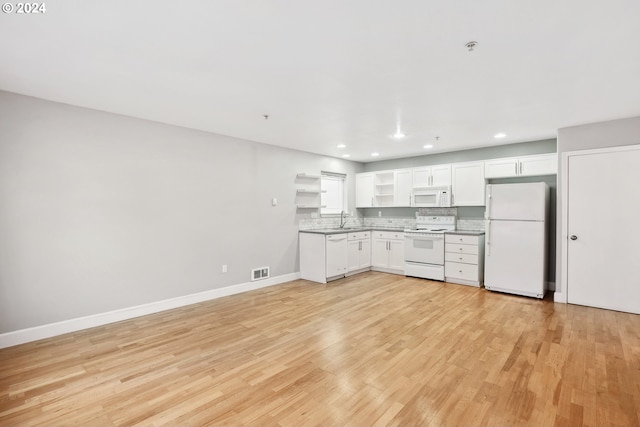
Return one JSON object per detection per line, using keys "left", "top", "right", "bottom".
{"left": 558, "top": 143, "right": 640, "bottom": 304}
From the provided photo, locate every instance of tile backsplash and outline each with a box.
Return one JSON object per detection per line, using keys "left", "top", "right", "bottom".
{"left": 299, "top": 211, "right": 486, "bottom": 231}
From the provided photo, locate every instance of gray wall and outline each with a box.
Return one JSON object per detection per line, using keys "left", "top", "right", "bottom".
{"left": 0, "top": 91, "right": 363, "bottom": 333}
{"left": 360, "top": 139, "right": 558, "bottom": 285}
{"left": 362, "top": 139, "right": 557, "bottom": 171}
{"left": 555, "top": 116, "right": 640, "bottom": 294}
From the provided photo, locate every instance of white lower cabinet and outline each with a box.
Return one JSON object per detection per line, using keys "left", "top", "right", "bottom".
{"left": 371, "top": 231, "right": 405, "bottom": 274}
{"left": 444, "top": 233, "right": 485, "bottom": 287}
{"left": 347, "top": 231, "right": 371, "bottom": 274}
{"left": 300, "top": 230, "right": 403, "bottom": 284}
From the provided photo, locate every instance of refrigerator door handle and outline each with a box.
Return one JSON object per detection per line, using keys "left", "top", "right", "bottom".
{"left": 486, "top": 220, "right": 491, "bottom": 256}
{"left": 486, "top": 185, "right": 492, "bottom": 219}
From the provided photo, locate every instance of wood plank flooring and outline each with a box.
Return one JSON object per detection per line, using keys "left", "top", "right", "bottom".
{"left": 2, "top": 271, "right": 640, "bottom": 426}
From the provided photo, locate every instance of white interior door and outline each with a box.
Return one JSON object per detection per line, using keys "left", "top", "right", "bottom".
{"left": 485, "top": 220, "right": 546, "bottom": 297}
{"left": 566, "top": 146, "right": 640, "bottom": 314}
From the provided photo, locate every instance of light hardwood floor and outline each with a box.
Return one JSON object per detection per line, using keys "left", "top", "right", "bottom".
{"left": 2, "top": 271, "right": 640, "bottom": 426}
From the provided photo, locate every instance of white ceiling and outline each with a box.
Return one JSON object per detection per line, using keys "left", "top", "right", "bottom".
{"left": 1, "top": 1, "right": 640, "bottom": 162}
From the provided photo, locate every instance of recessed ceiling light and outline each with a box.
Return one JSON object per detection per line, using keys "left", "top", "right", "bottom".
{"left": 336, "top": 144, "right": 346, "bottom": 149}
{"left": 423, "top": 144, "right": 433, "bottom": 149}
{"left": 392, "top": 132, "right": 406, "bottom": 139}
{"left": 494, "top": 133, "right": 507, "bottom": 139}
{"left": 342, "top": 154, "right": 350, "bottom": 158}
{"left": 371, "top": 152, "right": 380, "bottom": 157}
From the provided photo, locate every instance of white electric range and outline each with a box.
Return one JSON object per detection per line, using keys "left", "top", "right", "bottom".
{"left": 404, "top": 216, "right": 456, "bottom": 281}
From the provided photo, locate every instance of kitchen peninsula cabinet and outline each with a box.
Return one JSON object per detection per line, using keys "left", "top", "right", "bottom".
{"left": 300, "top": 232, "right": 348, "bottom": 283}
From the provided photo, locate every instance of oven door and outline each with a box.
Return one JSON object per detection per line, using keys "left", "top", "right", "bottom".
{"left": 404, "top": 234, "right": 445, "bottom": 265}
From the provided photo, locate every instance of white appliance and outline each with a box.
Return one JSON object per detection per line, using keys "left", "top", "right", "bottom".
{"left": 404, "top": 216, "right": 456, "bottom": 281}
{"left": 485, "top": 182, "right": 550, "bottom": 298}
{"left": 411, "top": 186, "right": 452, "bottom": 207}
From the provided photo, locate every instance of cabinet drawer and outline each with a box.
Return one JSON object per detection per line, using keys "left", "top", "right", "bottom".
{"left": 445, "top": 261, "right": 479, "bottom": 281}
{"left": 445, "top": 252, "right": 478, "bottom": 265}
{"left": 348, "top": 231, "right": 370, "bottom": 240}
{"left": 373, "top": 231, "right": 404, "bottom": 240}
{"left": 445, "top": 243, "right": 478, "bottom": 255}
{"left": 445, "top": 234, "right": 480, "bottom": 245}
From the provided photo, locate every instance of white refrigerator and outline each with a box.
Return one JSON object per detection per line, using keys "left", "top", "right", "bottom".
{"left": 484, "top": 182, "right": 549, "bottom": 299}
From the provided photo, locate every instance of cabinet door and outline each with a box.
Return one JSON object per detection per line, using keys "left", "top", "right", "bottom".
{"left": 394, "top": 169, "right": 412, "bottom": 207}
{"left": 412, "top": 167, "right": 432, "bottom": 187}
{"left": 347, "top": 240, "right": 360, "bottom": 272}
{"left": 452, "top": 161, "right": 486, "bottom": 206}
{"left": 356, "top": 173, "right": 374, "bottom": 207}
{"left": 371, "top": 238, "right": 389, "bottom": 268}
{"left": 388, "top": 240, "right": 405, "bottom": 271}
{"left": 359, "top": 238, "right": 371, "bottom": 269}
{"left": 431, "top": 164, "right": 452, "bottom": 187}
{"left": 326, "top": 235, "right": 348, "bottom": 277}
{"left": 519, "top": 153, "right": 557, "bottom": 177}
{"left": 484, "top": 157, "right": 519, "bottom": 179}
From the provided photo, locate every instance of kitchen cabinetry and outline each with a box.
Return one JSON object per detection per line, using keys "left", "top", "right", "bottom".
{"left": 371, "top": 231, "right": 405, "bottom": 274}
{"left": 484, "top": 153, "right": 557, "bottom": 179}
{"left": 374, "top": 171, "right": 395, "bottom": 207}
{"left": 451, "top": 161, "right": 486, "bottom": 206}
{"left": 300, "top": 232, "right": 348, "bottom": 283}
{"left": 356, "top": 170, "right": 412, "bottom": 207}
{"left": 356, "top": 173, "right": 374, "bottom": 208}
{"left": 347, "top": 231, "right": 371, "bottom": 274}
{"left": 444, "top": 234, "right": 485, "bottom": 287}
{"left": 394, "top": 169, "right": 412, "bottom": 206}
{"left": 412, "top": 164, "right": 452, "bottom": 188}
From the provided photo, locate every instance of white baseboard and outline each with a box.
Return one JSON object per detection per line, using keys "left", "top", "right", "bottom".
{"left": 0, "top": 272, "right": 301, "bottom": 349}
{"left": 554, "top": 291, "right": 567, "bottom": 303}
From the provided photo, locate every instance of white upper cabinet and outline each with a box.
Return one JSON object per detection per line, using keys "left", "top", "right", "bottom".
{"left": 356, "top": 169, "right": 413, "bottom": 207}
{"left": 394, "top": 169, "right": 412, "bottom": 206}
{"left": 519, "top": 153, "right": 557, "bottom": 177}
{"left": 373, "top": 170, "right": 395, "bottom": 207}
{"left": 412, "top": 164, "right": 451, "bottom": 188}
{"left": 451, "top": 161, "right": 486, "bottom": 206}
{"left": 484, "top": 153, "right": 557, "bottom": 179}
{"left": 355, "top": 173, "right": 374, "bottom": 208}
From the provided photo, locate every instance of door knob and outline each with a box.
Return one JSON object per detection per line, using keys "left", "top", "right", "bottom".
{"left": 570, "top": 235, "right": 578, "bottom": 240}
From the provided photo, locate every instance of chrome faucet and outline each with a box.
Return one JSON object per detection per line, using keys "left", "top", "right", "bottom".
{"left": 339, "top": 210, "right": 347, "bottom": 228}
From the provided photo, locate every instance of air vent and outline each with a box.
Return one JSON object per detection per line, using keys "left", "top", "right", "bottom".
{"left": 251, "top": 266, "right": 270, "bottom": 281}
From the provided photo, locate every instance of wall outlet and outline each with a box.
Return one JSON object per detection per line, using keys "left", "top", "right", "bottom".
{"left": 251, "top": 266, "right": 270, "bottom": 281}
{"left": 222, "top": 264, "right": 227, "bottom": 273}
{"left": 378, "top": 211, "right": 382, "bottom": 217}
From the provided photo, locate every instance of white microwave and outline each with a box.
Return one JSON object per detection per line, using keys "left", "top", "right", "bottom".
{"left": 411, "top": 186, "right": 452, "bottom": 207}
